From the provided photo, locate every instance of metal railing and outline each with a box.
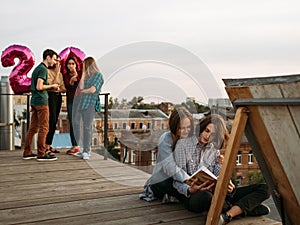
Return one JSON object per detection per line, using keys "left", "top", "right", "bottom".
{"left": 0, "top": 92, "right": 110, "bottom": 158}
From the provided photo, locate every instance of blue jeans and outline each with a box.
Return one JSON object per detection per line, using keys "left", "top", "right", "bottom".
{"left": 73, "top": 106, "right": 95, "bottom": 153}
{"left": 67, "top": 99, "right": 77, "bottom": 146}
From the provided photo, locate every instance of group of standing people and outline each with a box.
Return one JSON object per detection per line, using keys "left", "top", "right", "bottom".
{"left": 140, "top": 108, "right": 271, "bottom": 225}
{"left": 22, "top": 49, "right": 104, "bottom": 161}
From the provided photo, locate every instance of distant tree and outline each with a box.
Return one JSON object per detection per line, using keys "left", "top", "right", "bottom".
{"left": 108, "top": 97, "right": 114, "bottom": 109}
{"left": 120, "top": 98, "right": 127, "bottom": 108}
{"left": 107, "top": 141, "right": 120, "bottom": 161}
{"left": 114, "top": 98, "right": 120, "bottom": 108}
{"left": 129, "top": 96, "right": 145, "bottom": 109}
{"left": 246, "top": 171, "right": 265, "bottom": 184}
{"left": 176, "top": 100, "right": 209, "bottom": 114}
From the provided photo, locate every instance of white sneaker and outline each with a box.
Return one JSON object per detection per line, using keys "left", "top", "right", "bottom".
{"left": 82, "top": 152, "right": 90, "bottom": 160}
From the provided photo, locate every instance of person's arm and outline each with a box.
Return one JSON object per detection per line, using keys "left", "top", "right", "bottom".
{"left": 81, "top": 72, "right": 104, "bottom": 94}
{"left": 78, "top": 72, "right": 85, "bottom": 90}
{"left": 58, "top": 73, "right": 66, "bottom": 93}
{"left": 36, "top": 78, "right": 59, "bottom": 91}
{"left": 213, "top": 150, "right": 222, "bottom": 176}
{"left": 157, "top": 134, "right": 190, "bottom": 183}
{"left": 173, "top": 179, "right": 190, "bottom": 197}
{"left": 173, "top": 178, "right": 215, "bottom": 197}
{"left": 70, "top": 75, "right": 79, "bottom": 86}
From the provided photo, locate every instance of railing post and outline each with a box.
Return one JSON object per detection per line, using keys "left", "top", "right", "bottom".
{"left": 26, "top": 94, "right": 30, "bottom": 131}
{"left": 103, "top": 93, "right": 109, "bottom": 160}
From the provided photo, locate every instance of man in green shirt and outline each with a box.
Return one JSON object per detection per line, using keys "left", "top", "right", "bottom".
{"left": 23, "top": 49, "right": 60, "bottom": 161}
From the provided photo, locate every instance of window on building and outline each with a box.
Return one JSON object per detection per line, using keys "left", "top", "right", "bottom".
{"left": 114, "top": 122, "right": 118, "bottom": 130}
{"left": 123, "top": 147, "right": 128, "bottom": 163}
{"left": 161, "top": 123, "right": 164, "bottom": 129}
{"left": 151, "top": 150, "right": 157, "bottom": 165}
{"left": 248, "top": 151, "right": 254, "bottom": 164}
{"left": 147, "top": 122, "right": 151, "bottom": 129}
{"left": 139, "top": 123, "right": 143, "bottom": 129}
{"left": 122, "top": 122, "right": 127, "bottom": 129}
{"left": 93, "top": 138, "right": 97, "bottom": 146}
{"left": 131, "top": 123, "right": 135, "bottom": 129}
{"left": 236, "top": 152, "right": 242, "bottom": 165}
{"left": 131, "top": 150, "right": 135, "bottom": 165}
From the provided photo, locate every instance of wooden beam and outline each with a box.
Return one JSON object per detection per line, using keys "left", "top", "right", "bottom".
{"left": 206, "top": 107, "right": 248, "bottom": 225}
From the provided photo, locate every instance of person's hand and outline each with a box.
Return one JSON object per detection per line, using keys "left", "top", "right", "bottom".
{"left": 227, "top": 180, "right": 235, "bottom": 193}
{"left": 188, "top": 179, "right": 215, "bottom": 194}
{"left": 52, "top": 83, "right": 59, "bottom": 89}
{"left": 71, "top": 75, "right": 78, "bottom": 82}
{"left": 55, "top": 63, "right": 61, "bottom": 74}
{"left": 217, "top": 154, "right": 224, "bottom": 164}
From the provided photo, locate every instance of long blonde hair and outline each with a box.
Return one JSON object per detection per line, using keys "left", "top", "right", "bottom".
{"left": 83, "top": 57, "right": 100, "bottom": 79}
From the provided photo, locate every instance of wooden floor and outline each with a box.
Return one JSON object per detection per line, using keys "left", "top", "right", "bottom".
{"left": 0, "top": 149, "right": 282, "bottom": 225}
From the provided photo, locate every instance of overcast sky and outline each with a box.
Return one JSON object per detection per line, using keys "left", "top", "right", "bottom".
{"left": 1, "top": 0, "right": 300, "bottom": 104}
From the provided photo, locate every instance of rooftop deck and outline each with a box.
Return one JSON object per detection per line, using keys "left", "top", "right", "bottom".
{"left": 0, "top": 149, "right": 282, "bottom": 225}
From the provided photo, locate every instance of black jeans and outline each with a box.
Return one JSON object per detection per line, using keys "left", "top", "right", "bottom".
{"left": 46, "top": 92, "right": 62, "bottom": 145}
{"left": 150, "top": 178, "right": 186, "bottom": 202}
{"left": 184, "top": 183, "right": 270, "bottom": 214}
{"left": 225, "top": 183, "right": 270, "bottom": 216}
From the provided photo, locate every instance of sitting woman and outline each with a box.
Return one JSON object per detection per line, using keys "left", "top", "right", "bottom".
{"left": 139, "top": 107, "right": 194, "bottom": 203}
{"left": 173, "top": 114, "right": 270, "bottom": 224}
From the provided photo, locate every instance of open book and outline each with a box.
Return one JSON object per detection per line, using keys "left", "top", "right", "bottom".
{"left": 186, "top": 166, "right": 217, "bottom": 186}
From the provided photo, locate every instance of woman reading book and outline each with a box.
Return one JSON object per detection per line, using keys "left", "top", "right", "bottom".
{"left": 139, "top": 107, "right": 195, "bottom": 202}
{"left": 173, "top": 114, "right": 270, "bottom": 224}
{"left": 173, "top": 114, "right": 228, "bottom": 212}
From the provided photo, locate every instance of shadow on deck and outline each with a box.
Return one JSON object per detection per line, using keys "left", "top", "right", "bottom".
{"left": 0, "top": 149, "right": 281, "bottom": 225}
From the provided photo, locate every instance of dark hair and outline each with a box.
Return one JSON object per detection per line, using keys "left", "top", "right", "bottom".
{"left": 196, "top": 114, "right": 229, "bottom": 149}
{"left": 169, "top": 107, "right": 194, "bottom": 137}
{"left": 65, "top": 56, "right": 79, "bottom": 74}
{"left": 43, "top": 49, "right": 57, "bottom": 60}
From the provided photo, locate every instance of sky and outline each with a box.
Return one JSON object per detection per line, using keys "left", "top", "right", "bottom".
{"left": 1, "top": 0, "right": 300, "bottom": 104}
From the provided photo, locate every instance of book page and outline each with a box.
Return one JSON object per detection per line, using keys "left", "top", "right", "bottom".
{"left": 187, "top": 166, "right": 217, "bottom": 185}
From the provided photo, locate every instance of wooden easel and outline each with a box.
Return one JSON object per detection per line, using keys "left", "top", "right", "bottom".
{"left": 205, "top": 107, "right": 248, "bottom": 225}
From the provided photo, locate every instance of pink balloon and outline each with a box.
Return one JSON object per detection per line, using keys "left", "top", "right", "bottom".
{"left": 1, "top": 44, "right": 35, "bottom": 94}
{"left": 59, "top": 47, "right": 85, "bottom": 75}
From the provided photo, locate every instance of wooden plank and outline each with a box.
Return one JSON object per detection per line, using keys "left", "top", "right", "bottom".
{"left": 249, "top": 83, "right": 300, "bottom": 206}
{"left": 0, "top": 149, "right": 282, "bottom": 225}
{"left": 279, "top": 82, "right": 300, "bottom": 135}
{"left": 206, "top": 107, "right": 248, "bottom": 225}
{"left": 163, "top": 216, "right": 282, "bottom": 225}
{"left": 0, "top": 187, "right": 142, "bottom": 210}
{"left": 24, "top": 206, "right": 199, "bottom": 225}
{"left": 0, "top": 194, "right": 153, "bottom": 224}
{"left": 225, "top": 80, "right": 299, "bottom": 224}
{"left": 223, "top": 74, "right": 300, "bottom": 87}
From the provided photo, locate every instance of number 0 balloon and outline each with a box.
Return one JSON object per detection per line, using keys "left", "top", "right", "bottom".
{"left": 59, "top": 47, "right": 85, "bottom": 75}
{"left": 1, "top": 45, "right": 35, "bottom": 94}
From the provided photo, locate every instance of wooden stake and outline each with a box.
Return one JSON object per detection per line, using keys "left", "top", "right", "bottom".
{"left": 205, "top": 107, "right": 248, "bottom": 225}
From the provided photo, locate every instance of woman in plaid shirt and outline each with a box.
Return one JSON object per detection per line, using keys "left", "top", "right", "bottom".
{"left": 73, "top": 57, "right": 104, "bottom": 160}
{"left": 173, "top": 115, "right": 270, "bottom": 224}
